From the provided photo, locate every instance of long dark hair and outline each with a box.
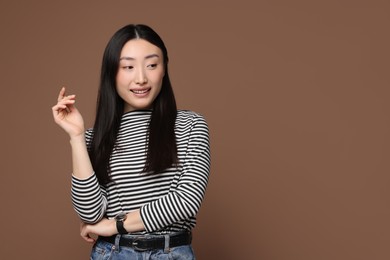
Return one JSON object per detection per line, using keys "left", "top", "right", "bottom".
{"left": 89, "top": 24, "right": 177, "bottom": 185}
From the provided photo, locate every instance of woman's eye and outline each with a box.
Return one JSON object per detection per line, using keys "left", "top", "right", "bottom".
{"left": 123, "top": 66, "right": 134, "bottom": 70}
{"left": 147, "top": 64, "right": 157, "bottom": 69}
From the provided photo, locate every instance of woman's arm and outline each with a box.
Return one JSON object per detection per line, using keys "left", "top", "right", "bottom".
{"left": 69, "top": 135, "right": 94, "bottom": 179}
{"left": 80, "top": 210, "right": 145, "bottom": 243}
{"left": 79, "top": 113, "right": 210, "bottom": 241}
{"left": 52, "top": 87, "right": 106, "bottom": 223}
{"left": 140, "top": 114, "right": 210, "bottom": 232}
{"left": 52, "top": 87, "right": 94, "bottom": 179}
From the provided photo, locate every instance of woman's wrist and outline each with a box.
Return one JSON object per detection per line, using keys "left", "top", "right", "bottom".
{"left": 123, "top": 210, "right": 145, "bottom": 233}
{"left": 69, "top": 133, "right": 86, "bottom": 144}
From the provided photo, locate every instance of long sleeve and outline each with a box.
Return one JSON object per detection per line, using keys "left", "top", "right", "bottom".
{"left": 71, "top": 174, "right": 108, "bottom": 223}
{"left": 70, "top": 129, "right": 108, "bottom": 224}
{"left": 69, "top": 110, "right": 211, "bottom": 232}
{"left": 140, "top": 114, "right": 211, "bottom": 232}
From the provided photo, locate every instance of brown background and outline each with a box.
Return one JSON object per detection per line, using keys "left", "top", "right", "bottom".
{"left": 1, "top": 1, "right": 389, "bottom": 259}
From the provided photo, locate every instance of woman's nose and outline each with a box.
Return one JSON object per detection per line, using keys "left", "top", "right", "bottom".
{"left": 135, "top": 70, "right": 148, "bottom": 84}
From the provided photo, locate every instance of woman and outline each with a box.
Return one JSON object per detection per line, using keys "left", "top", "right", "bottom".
{"left": 52, "top": 24, "right": 210, "bottom": 259}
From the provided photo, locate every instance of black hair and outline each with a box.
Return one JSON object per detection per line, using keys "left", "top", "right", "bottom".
{"left": 89, "top": 24, "right": 177, "bottom": 185}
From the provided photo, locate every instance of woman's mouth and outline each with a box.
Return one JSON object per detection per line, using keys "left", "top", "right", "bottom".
{"left": 131, "top": 88, "right": 151, "bottom": 96}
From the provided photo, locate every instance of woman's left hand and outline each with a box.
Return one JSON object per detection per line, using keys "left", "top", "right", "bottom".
{"left": 80, "top": 218, "right": 116, "bottom": 243}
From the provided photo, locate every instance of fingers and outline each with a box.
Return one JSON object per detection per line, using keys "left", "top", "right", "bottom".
{"left": 56, "top": 86, "right": 76, "bottom": 103}
{"left": 81, "top": 232, "right": 95, "bottom": 243}
{"left": 52, "top": 98, "right": 76, "bottom": 114}
{"left": 54, "top": 97, "right": 76, "bottom": 108}
{"left": 53, "top": 87, "right": 76, "bottom": 115}
{"left": 59, "top": 95, "right": 76, "bottom": 105}
{"left": 80, "top": 223, "right": 96, "bottom": 243}
{"left": 57, "top": 86, "right": 66, "bottom": 102}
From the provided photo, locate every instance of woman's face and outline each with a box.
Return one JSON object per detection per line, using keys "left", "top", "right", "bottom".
{"left": 116, "top": 39, "right": 165, "bottom": 112}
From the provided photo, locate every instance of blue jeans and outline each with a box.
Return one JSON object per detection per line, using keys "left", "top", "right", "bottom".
{"left": 90, "top": 238, "right": 195, "bottom": 260}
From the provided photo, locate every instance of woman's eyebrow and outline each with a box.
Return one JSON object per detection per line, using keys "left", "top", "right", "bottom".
{"left": 145, "top": 54, "right": 160, "bottom": 59}
{"left": 120, "top": 54, "right": 160, "bottom": 60}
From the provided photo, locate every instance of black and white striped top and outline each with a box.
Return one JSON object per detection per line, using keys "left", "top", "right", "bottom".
{"left": 71, "top": 110, "right": 211, "bottom": 233}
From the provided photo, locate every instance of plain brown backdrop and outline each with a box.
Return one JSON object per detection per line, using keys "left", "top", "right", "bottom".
{"left": 1, "top": 1, "right": 390, "bottom": 259}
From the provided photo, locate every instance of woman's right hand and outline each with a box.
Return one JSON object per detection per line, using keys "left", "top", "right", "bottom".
{"left": 52, "top": 87, "right": 85, "bottom": 138}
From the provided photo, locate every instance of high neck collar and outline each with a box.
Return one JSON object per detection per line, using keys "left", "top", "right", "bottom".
{"left": 121, "top": 109, "right": 152, "bottom": 120}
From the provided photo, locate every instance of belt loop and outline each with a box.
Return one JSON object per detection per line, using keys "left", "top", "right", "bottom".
{"left": 114, "top": 234, "right": 121, "bottom": 252}
{"left": 164, "top": 234, "right": 170, "bottom": 253}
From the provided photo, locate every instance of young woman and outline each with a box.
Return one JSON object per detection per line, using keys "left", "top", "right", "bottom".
{"left": 52, "top": 24, "right": 210, "bottom": 259}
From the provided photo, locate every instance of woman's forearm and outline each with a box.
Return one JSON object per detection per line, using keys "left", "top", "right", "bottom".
{"left": 70, "top": 134, "right": 94, "bottom": 179}
{"left": 80, "top": 210, "right": 145, "bottom": 243}
{"left": 124, "top": 210, "right": 146, "bottom": 233}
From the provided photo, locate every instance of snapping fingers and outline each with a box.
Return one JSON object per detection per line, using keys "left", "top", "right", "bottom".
{"left": 57, "top": 86, "right": 66, "bottom": 102}
{"left": 52, "top": 87, "right": 76, "bottom": 115}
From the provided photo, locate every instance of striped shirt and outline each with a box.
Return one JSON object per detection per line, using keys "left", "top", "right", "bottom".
{"left": 71, "top": 110, "right": 211, "bottom": 233}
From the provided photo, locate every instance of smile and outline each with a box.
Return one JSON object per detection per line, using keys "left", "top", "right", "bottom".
{"left": 131, "top": 88, "right": 151, "bottom": 94}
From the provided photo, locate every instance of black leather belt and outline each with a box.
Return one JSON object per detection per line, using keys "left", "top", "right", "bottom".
{"left": 98, "top": 231, "right": 192, "bottom": 251}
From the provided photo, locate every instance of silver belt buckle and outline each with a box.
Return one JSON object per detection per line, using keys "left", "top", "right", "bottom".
{"left": 131, "top": 237, "right": 149, "bottom": 252}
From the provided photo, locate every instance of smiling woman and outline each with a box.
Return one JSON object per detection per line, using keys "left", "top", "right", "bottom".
{"left": 116, "top": 39, "right": 164, "bottom": 113}
{"left": 51, "top": 24, "right": 210, "bottom": 260}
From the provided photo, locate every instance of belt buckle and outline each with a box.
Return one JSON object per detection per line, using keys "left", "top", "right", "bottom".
{"left": 132, "top": 237, "right": 149, "bottom": 252}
